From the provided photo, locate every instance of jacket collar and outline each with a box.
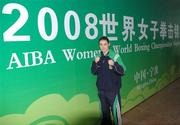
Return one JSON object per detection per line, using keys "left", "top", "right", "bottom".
{"left": 101, "top": 51, "right": 109, "bottom": 57}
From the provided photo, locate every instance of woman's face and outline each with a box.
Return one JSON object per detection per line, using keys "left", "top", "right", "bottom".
{"left": 99, "top": 40, "right": 110, "bottom": 54}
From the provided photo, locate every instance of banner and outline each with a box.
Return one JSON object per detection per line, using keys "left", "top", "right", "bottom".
{"left": 0, "top": 0, "right": 180, "bottom": 125}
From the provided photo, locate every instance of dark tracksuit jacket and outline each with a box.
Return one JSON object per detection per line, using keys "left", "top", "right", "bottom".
{"left": 91, "top": 50, "right": 125, "bottom": 92}
{"left": 91, "top": 50, "right": 126, "bottom": 125}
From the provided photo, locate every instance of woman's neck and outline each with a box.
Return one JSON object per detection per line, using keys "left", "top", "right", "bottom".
{"left": 103, "top": 50, "right": 109, "bottom": 56}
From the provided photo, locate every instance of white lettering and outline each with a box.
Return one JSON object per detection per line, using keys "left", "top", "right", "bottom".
{"left": 44, "top": 50, "right": 56, "bottom": 64}
{"left": 7, "top": 50, "right": 56, "bottom": 70}
{"left": 62, "top": 48, "right": 101, "bottom": 61}
{"left": 62, "top": 48, "right": 76, "bottom": 61}
{"left": 7, "top": 53, "right": 23, "bottom": 70}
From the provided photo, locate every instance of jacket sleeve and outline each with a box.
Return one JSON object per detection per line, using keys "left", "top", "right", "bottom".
{"left": 113, "top": 62, "right": 125, "bottom": 75}
{"left": 113, "top": 53, "right": 126, "bottom": 75}
{"left": 91, "top": 61, "right": 100, "bottom": 75}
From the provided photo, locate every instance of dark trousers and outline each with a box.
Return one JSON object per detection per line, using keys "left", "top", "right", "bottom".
{"left": 98, "top": 91, "right": 122, "bottom": 125}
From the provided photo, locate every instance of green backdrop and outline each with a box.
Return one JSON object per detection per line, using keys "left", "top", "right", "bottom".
{"left": 0, "top": 0, "right": 180, "bottom": 125}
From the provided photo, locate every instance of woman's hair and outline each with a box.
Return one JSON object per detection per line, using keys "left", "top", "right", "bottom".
{"left": 98, "top": 36, "right": 110, "bottom": 43}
